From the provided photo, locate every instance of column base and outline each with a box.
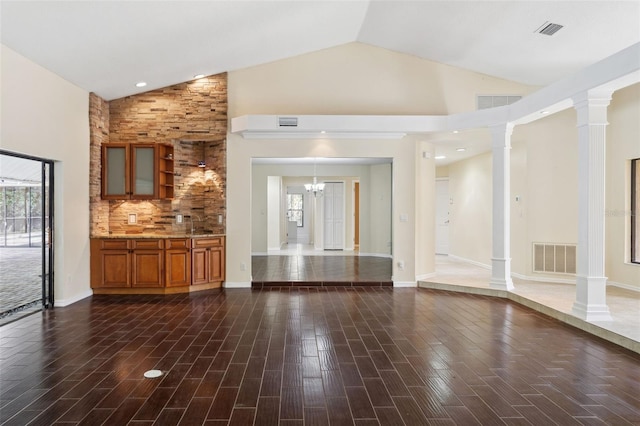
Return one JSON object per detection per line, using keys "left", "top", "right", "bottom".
{"left": 572, "top": 300, "right": 612, "bottom": 322}
{"left": 490, "top": 258, "right": 514, "bottom": 291}
{"left": 572, "top": 275, "right": 611, "bottom": 322}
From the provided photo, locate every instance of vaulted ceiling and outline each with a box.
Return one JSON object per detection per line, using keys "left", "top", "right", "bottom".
{"left": 2, "top": 1, "right": 639, "bottom": 101}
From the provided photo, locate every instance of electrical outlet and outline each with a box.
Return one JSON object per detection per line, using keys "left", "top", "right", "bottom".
{"left": 240, "top": 263, "right": 247, "bottom": 271}
{"left": 176, "top": 214, "right": 183, "bottom": 224}
{"left": 128, "top": 213, "right": 137, "bottom": 224}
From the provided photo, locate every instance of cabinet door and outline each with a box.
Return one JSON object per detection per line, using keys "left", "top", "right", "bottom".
{"left": 208, "top": 246, "right": 225, "bottom": 284}
{"left": 101, "top": 144, "right": 130, "bottom": 199}
{"left": 100, "top": 250, "right": 131, "bottom": 287}
{"left": 191, "top": 248, "right": 208, "bottom": 285}
{"left": 132, "top": 250, "right": 163, "bottom": 287}
{"left": 166, "top": 249, "right": 191, "bottom": 287}
{"left": 131, "top": 145, "right": 157, "bottom": 199}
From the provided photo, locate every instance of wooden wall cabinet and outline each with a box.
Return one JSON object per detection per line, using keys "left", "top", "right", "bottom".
{"left": 191, "top": 237, "right": 225, "bottom": 287}
{"left": 101, "top": 143, "right": 174, "bottom": 200}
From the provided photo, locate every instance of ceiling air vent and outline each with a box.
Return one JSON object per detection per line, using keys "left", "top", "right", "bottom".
{"left": 477, "top": 95, "right": 522, "bottom": 110}
{"left": 278, "top": 116, "right": 298, "bottom": 127}
{"left": 536, "top": 21, "right": 563, "bottom": 36}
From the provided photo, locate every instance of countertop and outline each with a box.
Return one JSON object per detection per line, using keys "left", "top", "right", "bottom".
{"left": 93, "top": 234, "right": 225, "bottom": 239}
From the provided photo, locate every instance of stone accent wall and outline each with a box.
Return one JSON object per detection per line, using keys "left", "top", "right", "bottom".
{"left": 89, "top": 93, "right": 110, "bottom": 236}
{"left": 89, "top": 74, "right": 227, "bottom": 236}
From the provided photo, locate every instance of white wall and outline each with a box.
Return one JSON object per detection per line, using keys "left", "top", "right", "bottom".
{"left": 1, "top": 45, "right": 91, "bottom": 305}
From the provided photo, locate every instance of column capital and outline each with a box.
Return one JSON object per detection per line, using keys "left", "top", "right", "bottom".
{"left": 489, "top": 122, "right": 515, "bottom": 149}
{"left": 573, "top": 90, "right": 613, "bottom": 127}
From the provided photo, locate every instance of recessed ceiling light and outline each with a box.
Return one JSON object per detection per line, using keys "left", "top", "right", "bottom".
{"left": 320, "top": 130, "right": 326, "bottom": 134}
{"left": 193, "top": 74, "right": 205, "bottom": 79}
{"left": 135, "top": 81, "right": 147, "bottom": 88}
{"left": 541, "top": 110, "right": 550, "bottom": 114}
{"left": 435, "top": 155, "right": 446, "bottom": 160}
{"left": 456, "top": 148, "right": 466, "bottom": 152}
{"left": 453, "top": 130, "right": 459, "bottom": 134}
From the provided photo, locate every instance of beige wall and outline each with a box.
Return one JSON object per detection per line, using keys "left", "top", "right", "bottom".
{"left": 1, "top": 45, "right": 91, "bottom": 305}
{"left": 445, "top": 86, "right": 639, "bottom": 290}
{"left": 448, "top": 152, "right": 493, "bottom": 265}
{"left": 607, "top": 83, "right": 640, "bottom": 289}
{"left": 229, "top": 42, "right": 535, "bottom": 117}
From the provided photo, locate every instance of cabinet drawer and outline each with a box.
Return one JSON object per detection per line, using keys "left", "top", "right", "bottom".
{"left": 166, "top": 239, "right": 190, "bottom": 250}
{"left": 192, "top": 237, "right": 223, "bottom": 248}
{"left": 131, "top": 239, "right": 163, "bottom": 250}
{"left": 99, "top": 239, "right": 130, "bottom": 250}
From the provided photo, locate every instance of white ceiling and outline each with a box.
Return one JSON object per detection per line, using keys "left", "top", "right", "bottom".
{"left": 2, "top": 1, "right": 638, "bottom": 101}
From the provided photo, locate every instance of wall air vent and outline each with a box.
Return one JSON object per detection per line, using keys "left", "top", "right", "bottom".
{"left": 536, "top": 21, "right": 564, "bottom": 36}
{"left": 477, "top": 95, "right": 522, "bottom": 110}
{"left": 278, "top": 116, "right": 298, "bottom": 127}
{"left": 533, "top": 243, "right": 576, "bottom": 274}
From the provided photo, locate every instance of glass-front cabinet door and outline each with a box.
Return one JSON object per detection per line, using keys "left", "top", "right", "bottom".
{"left": 131, "top": 145, "right": 157, "bottom": 199}
{"left": 102, "top": 144, "right": 130, "bottom": 199}
{"left": 101, "top": 143, "right": 158, "bottom": 200}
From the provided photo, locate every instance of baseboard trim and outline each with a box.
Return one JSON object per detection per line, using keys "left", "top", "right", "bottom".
{"left": 358, "top": 252, "right": 393, "bottom": 259}
{"left": 55, "top": 289, "right": 93, "bottom": 307}
{"left": 447, "top": 254, "right": 491, "bottom": 270}
{"left": 393, "top": 281, "right": 417, "bottom": 288}
{"left": 608, "top": 280, "right": 640, "bottom": 293}
{"left": 512, "top": 272, "right": 575, "bottom": 285}
{"left": 415, "top": 272, "right": 436, "bottom": 281}
{"left": 224, "top": 282, "right": 251, "bottom": 289}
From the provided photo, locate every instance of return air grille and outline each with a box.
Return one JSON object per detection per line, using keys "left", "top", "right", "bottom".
{"left": 533, "top": 243, "right": 576, "bottom": 274}
{"left": 477, "top": 95, "right": 522, "bottom": 110}
{"left": 278, "top": 116, "right": 298, "bottom": 127}
{"left": 536, "top": 22, "right": 564, "bottom": 36}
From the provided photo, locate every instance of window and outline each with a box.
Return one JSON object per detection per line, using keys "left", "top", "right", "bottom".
{"left": 287, "top": 193, "right": 304, "bottom": 227}
{"left": 632, "top": 159, "right": 640, "bottom": 264}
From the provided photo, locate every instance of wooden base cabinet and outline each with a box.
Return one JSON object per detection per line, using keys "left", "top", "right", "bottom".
{"left": 165, "top": 239, "right": 191, "bottom": 287}
{"left": 91, "top": 236, "right": 224, "bottom": 294}
{"left": 91, "top": 239, "right": 164, "bottom": 288}
{"left": 191, "top": 237, "right": 225, "bottom": 287}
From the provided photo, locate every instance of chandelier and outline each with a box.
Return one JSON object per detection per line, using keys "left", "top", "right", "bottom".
{"left": 305, "top": 160, "right": 325, "bottom": 197}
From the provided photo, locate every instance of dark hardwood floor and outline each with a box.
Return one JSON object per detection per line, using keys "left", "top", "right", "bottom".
{"left": 1, "top": 287, "right": 639, "bottom": 425}
{"left": 251, "top": 256, "right": 392, "bottom": 287}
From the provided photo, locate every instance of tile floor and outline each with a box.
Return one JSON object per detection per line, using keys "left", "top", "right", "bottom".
{"left": 1, "top": 287, "right": 639, "bottom": 425}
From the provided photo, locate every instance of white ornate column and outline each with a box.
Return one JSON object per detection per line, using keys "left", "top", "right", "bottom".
{"left": 572, "top": 91, "right": 612, "bottom": 321}
{"left": 490, "top": 123, "right": 514, "bottom": 291}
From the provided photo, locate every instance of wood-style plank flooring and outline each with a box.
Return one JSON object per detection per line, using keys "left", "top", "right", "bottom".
{"left": 1, "top": 288, "right": 639, "bottom": 425}
{"left": 251, "top": 256, "right": 392, "bottom": 287}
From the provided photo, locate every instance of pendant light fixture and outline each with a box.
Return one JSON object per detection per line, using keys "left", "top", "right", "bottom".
{"left": 304, "top": 159, "right": 325, "bottom": 197}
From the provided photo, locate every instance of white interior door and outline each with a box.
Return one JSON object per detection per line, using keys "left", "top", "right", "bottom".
{"left": 323, "top": 182, "right": 344, "bottom": 250}
{"left": 435, "top": 179, "right": 450, "bottom": 254}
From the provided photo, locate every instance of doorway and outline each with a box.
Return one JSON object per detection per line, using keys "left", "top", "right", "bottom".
{"left": 0, "top": 151, "right": 54, "bottom": 320}
{"left": 435, "top": 179, "right": 450, "bottom": 255}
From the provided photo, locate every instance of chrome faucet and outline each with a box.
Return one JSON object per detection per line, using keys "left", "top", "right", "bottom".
{"left": 187, "top": 215, "right": 202, "bottom": 235}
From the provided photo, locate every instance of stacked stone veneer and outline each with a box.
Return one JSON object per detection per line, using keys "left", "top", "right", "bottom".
{"left": 89, "top": 74, "right": 227, "bottom": 236}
